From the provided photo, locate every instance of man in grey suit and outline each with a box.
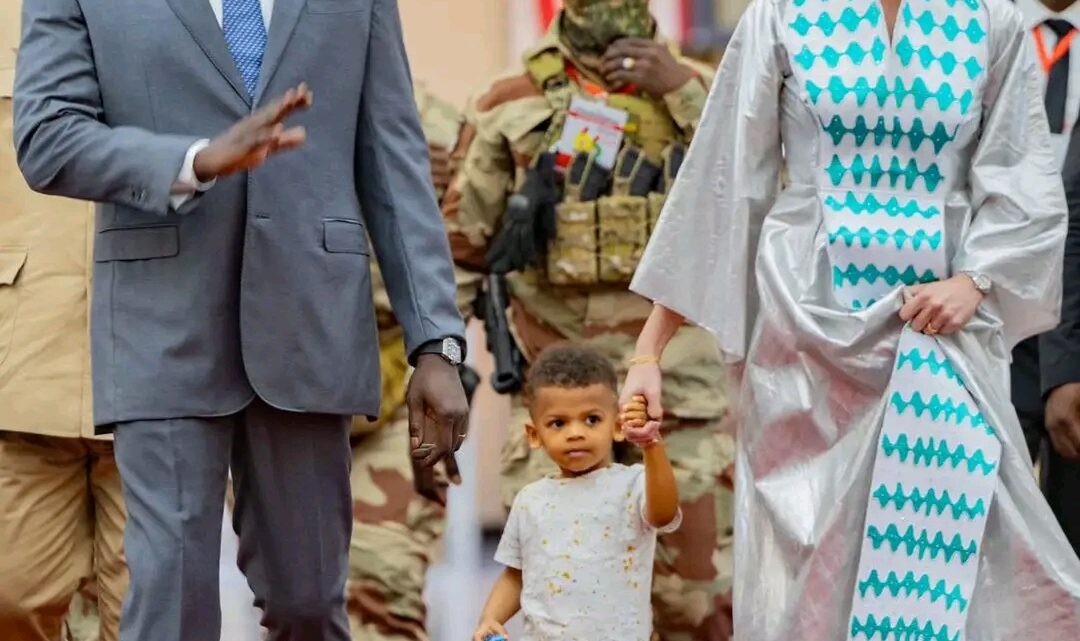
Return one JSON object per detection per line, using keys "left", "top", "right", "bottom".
{"left": 12, "top": 0, "right": 470, "bottom": 640}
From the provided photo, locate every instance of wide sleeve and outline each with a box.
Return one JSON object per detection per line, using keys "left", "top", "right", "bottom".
{"left": 629, "top": 0, "right": 786, "bottom": 363}
{"left": 1040, "top": 132, "right": 1080, "bottom": 394}
{"left": 953, "top": 5, "right": 1068, "bottom": 349}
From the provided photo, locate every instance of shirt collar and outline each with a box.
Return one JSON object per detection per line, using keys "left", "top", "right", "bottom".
{"left": 1017, "top": 0, "right": 1080, "bottom": 32}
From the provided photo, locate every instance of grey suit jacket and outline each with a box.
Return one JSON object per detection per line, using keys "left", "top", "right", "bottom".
{"left": 13, "top": 0, "right": 465, "bottom": 427}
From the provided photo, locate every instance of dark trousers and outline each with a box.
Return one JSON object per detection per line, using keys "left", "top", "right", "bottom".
{"left": 1013, "top": 337, "right": 1080, "bottom": 554}
{"left": 113, "top": 397, "right": 353, "bottom": 641}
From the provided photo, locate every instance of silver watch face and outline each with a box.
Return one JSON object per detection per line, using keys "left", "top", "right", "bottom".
{"left": 971, "top": 273, "right": 991, "bottom": 293}
{"left": 442, "top": 338, "right": 463, "bottom": 365}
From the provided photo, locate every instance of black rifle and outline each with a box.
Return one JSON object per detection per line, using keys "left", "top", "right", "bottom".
{"left": 474, "top": 274, "right": 526, "bottom": 395}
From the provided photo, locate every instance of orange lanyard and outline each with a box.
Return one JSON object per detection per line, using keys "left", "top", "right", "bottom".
{"left": 564, "top": 63, "right": 638, "bottom": 98}
{"left": 1034, "top": 26, "right": 1078, "bottom": 73}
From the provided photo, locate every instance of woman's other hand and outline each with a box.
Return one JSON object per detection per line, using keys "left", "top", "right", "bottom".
{"left": 898, "top": 274, "right": 984, "bottom": 335}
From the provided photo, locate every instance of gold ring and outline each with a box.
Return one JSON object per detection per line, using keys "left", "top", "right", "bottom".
{"left": 622, "top": 56, "right": 636, "bottom": 71}
{"left": 925, "top": 323, "right": 939, "bottom": 335}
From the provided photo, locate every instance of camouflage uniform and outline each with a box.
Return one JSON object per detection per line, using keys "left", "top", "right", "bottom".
{"left": 443, "top": 9, "right": 735, "bottom": 641}
{"left": 346, "top": 84, "right": 477, "bottom": 641}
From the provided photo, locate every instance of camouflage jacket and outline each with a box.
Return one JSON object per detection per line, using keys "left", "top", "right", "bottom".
{"left": 444, "top": 24, "right": 728, "bottom": 419}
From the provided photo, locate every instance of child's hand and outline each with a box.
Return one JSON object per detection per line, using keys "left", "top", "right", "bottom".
{"left": 621, "top": 394, "right": 661, "bottom": 447}
{"left": 473, "top": 620, "right": 510, "bottom": 641}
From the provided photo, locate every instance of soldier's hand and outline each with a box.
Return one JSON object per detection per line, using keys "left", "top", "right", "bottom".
{"left": 193, "top": 83, "right": 313, "bottom": 181}
{"left": 428, "top": 143, "right": 454, "bottom": 195}
{"left": 1046, "top": 382, "right": 1080, "bottom": 460}
{"left": 601, "top": 39, "right": 696, "bottom": 99}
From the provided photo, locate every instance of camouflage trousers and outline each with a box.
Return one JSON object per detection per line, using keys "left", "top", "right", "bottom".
{"left": 348, "top": 414, "right": 447, "bottom": 641}
{"left": 0, "top": 433, "right": 126, "bottom": 641}
{"left": 502, "top": 401, "right": 736, "bottom": 641}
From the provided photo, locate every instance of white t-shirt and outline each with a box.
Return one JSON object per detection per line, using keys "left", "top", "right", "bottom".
{"left": 495, "top": 463, "right": 682, "bottom": 641}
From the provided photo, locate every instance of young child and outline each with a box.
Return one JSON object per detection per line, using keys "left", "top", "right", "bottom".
{"left": 473, "top": 344, "right": 680, "bottom": 641}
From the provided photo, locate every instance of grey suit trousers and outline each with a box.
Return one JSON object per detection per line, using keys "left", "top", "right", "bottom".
{"left": 112, "top": 399, "right": 352, "bottom": 641}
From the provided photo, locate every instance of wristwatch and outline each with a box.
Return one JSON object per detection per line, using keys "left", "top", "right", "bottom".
{"left": 415, "top": 336, "right": 464, "bottom": 367}
{"left": 962, "top": 271, "right": 991, "bottom": 295}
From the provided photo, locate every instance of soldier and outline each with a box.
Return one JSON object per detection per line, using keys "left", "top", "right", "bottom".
{"left": 443, "top": 2, "right": 734, "bottom": 639}
{"left": 0, "top": 3, "right": 125, "bottom": 641}
{"left": 347, "top": 83, "right": 479, "bottom": 641}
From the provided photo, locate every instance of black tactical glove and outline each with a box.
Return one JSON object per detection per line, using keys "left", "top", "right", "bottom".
{"left": 485, "top": 152, "right": 561, "bottom": 274}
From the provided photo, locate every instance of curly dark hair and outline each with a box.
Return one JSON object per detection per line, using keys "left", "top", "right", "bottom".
{"left": 525, "top": 343, "right": 618, "bottom": 399}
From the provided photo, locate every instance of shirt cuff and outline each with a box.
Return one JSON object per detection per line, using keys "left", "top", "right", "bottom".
{"left": 662, "top": 76, "right": 709, "bottom": 133}
{"left": 170, "top": 139, "right": 217, "bottom": 210}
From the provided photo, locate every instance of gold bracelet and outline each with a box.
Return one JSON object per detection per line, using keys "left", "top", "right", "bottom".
{"left": 629, "top": 355, "right": 661, "bottom": 366}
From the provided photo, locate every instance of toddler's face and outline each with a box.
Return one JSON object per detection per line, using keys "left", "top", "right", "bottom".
{"left": 526, "top": 383, "right": 624, "bottom": 477}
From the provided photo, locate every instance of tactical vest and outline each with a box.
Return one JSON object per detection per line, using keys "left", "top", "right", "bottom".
{"left": 526, "top": 48, "right": 685, "bottom": 287}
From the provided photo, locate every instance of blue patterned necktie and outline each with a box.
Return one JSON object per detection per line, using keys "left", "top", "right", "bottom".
{"left": 223, "top": 0, "right": 268, "bottom": 99}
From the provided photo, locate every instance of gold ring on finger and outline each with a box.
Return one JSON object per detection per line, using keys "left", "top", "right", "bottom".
{"left": 925, "top": 323, "right": 939, "bottom": 335}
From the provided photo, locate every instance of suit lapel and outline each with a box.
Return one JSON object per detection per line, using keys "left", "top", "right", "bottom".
{"left": 255, "top": 0, "right": 305, "bottom": 104}
{"left": 165, "top": 0, "right": 251, "bottom": 106}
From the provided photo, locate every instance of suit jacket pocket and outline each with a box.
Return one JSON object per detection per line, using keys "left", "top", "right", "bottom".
{"left": 95, "top": 225, "right": 179, "bottom": 262}
{"left": 323, "top": 219, "right": 370, "bottom": 255}
{"left": 306, "top": 0, "right": 368, "bottom": 14}
{"left": 0, "top": 247, "right": 28, "bottom": 366}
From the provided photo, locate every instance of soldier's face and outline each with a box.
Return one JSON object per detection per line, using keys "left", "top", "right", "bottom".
{"left": 562, "top": 0, "right": 654, "bottom": 51}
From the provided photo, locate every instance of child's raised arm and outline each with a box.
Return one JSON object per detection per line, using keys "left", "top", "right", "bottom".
{"left": 622, "top": 395, "right": 680, "bottom": 528}
{"left": 473, "top": 567, "right": 522, "bottom": 641}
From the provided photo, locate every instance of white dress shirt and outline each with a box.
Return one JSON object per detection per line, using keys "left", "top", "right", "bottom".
{"left": 1018, "top": 0, "right": 1080, "bottom": 168}
{"left": 171, "top": 0, "right": 275, "bottom": 208}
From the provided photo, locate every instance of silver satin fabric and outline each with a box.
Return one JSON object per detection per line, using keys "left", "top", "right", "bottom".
{"left": 631, "top": 0, "right": 1080, "bottom": 638}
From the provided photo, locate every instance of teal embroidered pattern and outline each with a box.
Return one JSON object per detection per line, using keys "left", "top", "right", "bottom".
{"left": 833, "top": 264, "right": 938, "bottom": 288}
{"left": 896, "top": 348, "right": 962, "bottom": 383}
{"left": 790, "top": 5, "right": 882, "bottom": 37}
{"left": 857, "top": 570, "right": 969, "bottom": 613}
{"left": 806, "top": 76, "right": 975, "bottom": 114}
{"left": 785, "top": 0, "right": 995, "bottom": 636}
{"left": 824, "top": 193, "right": 940, "bottom": 219}
{"left": 821, "top": 115, "right": 958, "bottom": 153}
{"left": 794, "top": 40, "right": 888, "bottom": 70}
{"left": 851, "top": 615, "right": 959, "bottom": 641}
{"left": 896, "top": 37, "right": 984, "bottom": 79}
{"left": 866, "top": 524, "right": 979, "bottom": 564}
{"left": 825, "top": 155, "right": 943, "bottom": 191}
{"left": 872, "top": 483, "right": 988, "bottom": 520}
{"left": 903, "top": 6, "right": 987, "bottom": 43}
{"left": 881, "top": 434, "right": 998, "bottom": 476}
{"left": 889, "top": 392, "right": 995, "bottom": 435}
{"left": 828, "top": 227, "right": 943, "bottom": 251}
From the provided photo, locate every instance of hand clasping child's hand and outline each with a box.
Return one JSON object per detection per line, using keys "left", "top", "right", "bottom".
{"left": 621, "top": 394, "right": 662, "bottom": 447}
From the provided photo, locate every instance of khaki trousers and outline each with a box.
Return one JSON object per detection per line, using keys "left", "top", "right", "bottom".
{"left": 0, "top": 433, "right": 127, "bottom": 641}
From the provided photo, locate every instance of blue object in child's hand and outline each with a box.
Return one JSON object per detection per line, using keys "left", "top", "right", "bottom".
{"left": 483, "top": 635, "right": 507, "bottom": 641}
